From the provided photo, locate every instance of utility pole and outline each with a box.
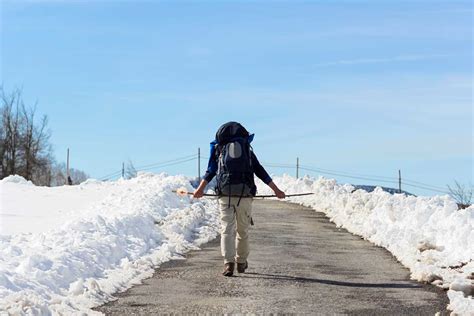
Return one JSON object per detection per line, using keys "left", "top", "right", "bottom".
{"left": 296, "top": 157, "right": 299, "bottom": 179}
{"left": 66, "top": 148, "right": 73, "bottom": 185}
{"left": 122, "top": 162, "right": 125, "bottom": 179}
{"left": 398, "top": 169, "right": 402, "bottom": 193}
{"left": 198, "top": 147, "right": 201, "bottom": 179}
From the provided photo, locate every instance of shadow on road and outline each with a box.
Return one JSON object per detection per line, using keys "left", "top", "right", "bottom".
{"left": 242, "top": 272, "right": 422, "bottom": 289}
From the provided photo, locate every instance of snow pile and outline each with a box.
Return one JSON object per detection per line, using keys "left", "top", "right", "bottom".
{"left": 0, "top": 173, "right": 219, "bottom": 315}
{"left": 1, "top": 176, "right": 129, "bottom": 235}
{"left": 1, "top": 175, "right": 34, "bottom": 186}
{"left": 257, "top": 175, "right": 473, "bottom": 315}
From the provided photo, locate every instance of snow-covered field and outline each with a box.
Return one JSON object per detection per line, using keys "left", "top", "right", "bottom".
{"left": 0, "top": 173, "right": 220, "bottom": 315}
{"left": 1, "top": 173, "right": 472, "bottom": 315}
{"left": 257, "top": 175, "right": 473, "bottom": 315}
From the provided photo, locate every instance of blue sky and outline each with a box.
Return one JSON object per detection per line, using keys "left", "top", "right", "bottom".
{"left": 1, "top": 0, "right": 472, "bottom": 195}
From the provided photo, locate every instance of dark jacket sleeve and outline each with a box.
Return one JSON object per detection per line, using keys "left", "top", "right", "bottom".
{"left": 251, "top": 152, "right": 272, "bottom": 185}
{"left": 203, "top": 142, "right": 218, "bottom": 182}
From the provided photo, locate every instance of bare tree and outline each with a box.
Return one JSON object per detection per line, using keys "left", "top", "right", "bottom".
{"left": 32, "top": 158, "right": 54, "bottom": 186}
{"left": 447, "top": 181, "right": 473, "bottom": 209}
{"left": 125, "top": 160, "right": 137, "bottom": 179}
{"left": 0, "top": 87, "right": 53, "bottom": 185}
{"left": 0, "top": 87, "right": 90, "bottom": 186}
{"left": 50, "top": 162, "right": 89, "bottom": 186}
{"left": 0, "top": 87, "right": 23, "bottom": 178}
{"left": 69, "top": 167, "right": 89, "bottom": 184}
{"left": 50, "top": 162, "right": 67, "bottom": 186}
{"left": 19, "top": 103, "right": 52, "bottom": 182}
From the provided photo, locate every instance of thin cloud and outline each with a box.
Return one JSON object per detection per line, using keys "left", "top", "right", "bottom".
{"left": 313, "top": 54, "right": 454, "bottom": 67}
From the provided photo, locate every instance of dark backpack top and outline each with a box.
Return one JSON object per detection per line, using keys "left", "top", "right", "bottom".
{"left": 215, "top": 121, "right": 249, "bottom": 145}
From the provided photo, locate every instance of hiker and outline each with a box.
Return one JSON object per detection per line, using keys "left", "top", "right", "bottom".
{"left": 193, "top": 121, "right": 286, "bottom": 277}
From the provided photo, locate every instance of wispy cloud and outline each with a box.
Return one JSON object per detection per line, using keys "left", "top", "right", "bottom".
{"left": 313, "top": 54, "right": 454, "bottom": 67}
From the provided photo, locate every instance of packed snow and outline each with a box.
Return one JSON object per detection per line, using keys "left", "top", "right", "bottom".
{"left": 1, "top": 177, "right": 121, "bottom": 235}
{"left": 256, "top": 175, "right": 473, "bottom": 315}
{"left": 0, "top": 173, "right": 220, "bottom": 315}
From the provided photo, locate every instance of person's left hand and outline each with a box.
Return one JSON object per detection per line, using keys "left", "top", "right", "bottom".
{"left": 274, "top": 189, "right": 286, "bottom": 199}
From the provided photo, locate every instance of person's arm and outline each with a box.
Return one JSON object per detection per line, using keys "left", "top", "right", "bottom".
{"left": 194, "top": 143, "right": 217, "bottom": 198}
{"left": 268, "top": 180, "right": 285, "bottom": 199}
{"left": 252, "top": 152, "right": 286, "bottom": 199}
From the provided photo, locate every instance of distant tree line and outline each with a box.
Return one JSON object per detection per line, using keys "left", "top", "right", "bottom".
{"left": 0, "top": 87, "right": 88, "bottom": 186}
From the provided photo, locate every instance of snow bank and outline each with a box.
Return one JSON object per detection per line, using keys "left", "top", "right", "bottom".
{"left": 2, "top": 173, "right": 471, "bottom": 314}
{"left": 0, "top": 173, "right": 220, "bottom": 315}
{"left": 1, "top": 177, "right": 126, "bottom": 235}
{"left": 0, "top": 175, "right": 34, "bottom": 186}
{"left": 257, "top": 175, "right": 473, "bottom": 315}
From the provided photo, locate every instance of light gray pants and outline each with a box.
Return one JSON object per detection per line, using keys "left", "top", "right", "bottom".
{"left": 218, "top": 196, "right": 253, "bottom": 264}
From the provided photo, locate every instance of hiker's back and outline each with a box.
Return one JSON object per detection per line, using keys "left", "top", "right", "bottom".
{"left": 215, "top": 122, "right": 254, "bottom": 197}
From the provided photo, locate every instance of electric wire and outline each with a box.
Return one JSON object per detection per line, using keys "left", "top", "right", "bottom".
{"left": 299, "top": 165, "right": 449, "bottom": 192}
{"left": 99, "top": 170, "right": 123, "bottom": 181}
{"left": 298, "top": 166, "right": 399, "bottom": 185}
{"left": 262, "top": 162, "right": 295, "bottom": 168}
{"left": 399, "top": 178, "right": 448, "bottom": 192}
{"left": 262, "top": 163, "right": 399, "bottom": 184}
{"left": 134, "top": 154, "right": 197, "bottom": 170}
{"left": 401, "top": 182, "right": 450, "bottom": 195}
{"left": 264, "top": 162, "right": 398, "bottom": 182}
{"left": 135, "top": 157, "right": 197, "bottom": 172}
{"left": 99, "top": 155, "right": 197, "bottom": 180}
{"left": 300, "top": 164, "right": 399, "bottom": 182}
{"left": 101, "top": 153, "right": 452, "bottom": 195}
{"left": 262, "top": 161, "right": 448, "bottom": 193}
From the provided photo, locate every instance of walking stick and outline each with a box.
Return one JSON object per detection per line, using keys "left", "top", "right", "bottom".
{"left": 172, "top": 188, "right": 314, "bottom": 198}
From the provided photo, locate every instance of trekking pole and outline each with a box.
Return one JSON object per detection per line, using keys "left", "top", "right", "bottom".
{"left": 172, "top": 188, "right": 314, "bottom": 198}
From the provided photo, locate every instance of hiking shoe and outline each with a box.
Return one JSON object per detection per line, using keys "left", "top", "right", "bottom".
{"left": 223, "top": 263, "right": 235, "bottom": 277}
{"left": 237, "top": 261, "right": 248, "bottom": 273}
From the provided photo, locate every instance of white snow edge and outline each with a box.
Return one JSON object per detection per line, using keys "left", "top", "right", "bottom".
{"left": 257, "top": 174, "right": 473, "bottom": 315}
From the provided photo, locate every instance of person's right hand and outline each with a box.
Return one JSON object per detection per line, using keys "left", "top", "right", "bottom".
{"left": 193, "top": 188, "right": 204, "bottom": 199}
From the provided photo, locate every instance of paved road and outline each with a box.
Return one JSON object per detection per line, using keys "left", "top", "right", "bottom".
{"left": 96, "top": 200, "right": 449, "bottom": 315}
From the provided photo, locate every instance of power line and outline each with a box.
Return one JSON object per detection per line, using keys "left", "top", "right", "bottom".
{"left": 401, "top": 182, "right": 450, "bottom": 195}
{"left": 100, "top": 170, "right": 123, "bottom": 181}
{"left": 300, "top": 164, "right": 399, "bottom": 182}
{"left": 263, "top": 162, "right": 398, "bottom": 183}
{"left": 136, "top": 157, "right": 197, "bottom": 172}
{"left": 294, "top": 166, "right": 450, "bottom": 195}
{"left": 99, "top": 154, "right": 197, "bottom": 180}
{"left": 262, "top": 162, "right": 295, "bottom": 168}
{"left": 298, "top": 166, "right": 399, "bottom": 185}
{"left": 99, "top": 153, "right": 451, "bottom": 196}
{"left": 298, "top": 166, "right": 451, "bottom": 194}
{"left": 400, "top": 178, "right": 448, "bottom": 192}
{"left": 263, "top": 161, "right": 449, "bottom": 193}
{"left": 134, "top": 154, "right": 197, "bottom": 170}
{"left": 264, "top": 162, "right": 399, "bottom": 183}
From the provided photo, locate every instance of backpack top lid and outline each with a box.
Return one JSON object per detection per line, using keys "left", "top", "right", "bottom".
{"left": 215, "top": 121, "right": 249, "bottom": 144}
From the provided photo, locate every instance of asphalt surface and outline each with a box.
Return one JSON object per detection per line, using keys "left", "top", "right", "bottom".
{"left": 96, "top": 199, "right": 449, "bottom": 315}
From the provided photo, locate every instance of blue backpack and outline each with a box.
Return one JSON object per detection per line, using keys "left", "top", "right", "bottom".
{"left": 214, "top": 122, "right": 255, "bottom": 199}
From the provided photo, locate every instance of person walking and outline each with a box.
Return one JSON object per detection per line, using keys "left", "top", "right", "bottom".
{"left": 193, "top": 122, "right": 286, "bottom": 277}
